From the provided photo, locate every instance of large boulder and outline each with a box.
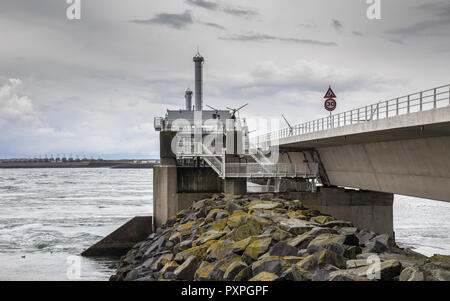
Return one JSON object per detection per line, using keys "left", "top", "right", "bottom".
{"left": 174, "top": 255, "right": 201, "bottom": 280}
{"left": 399, "top": 266, "right": 425, "bottom": 281}
{"left": 223, "top": 260, "right": 248, "bottom": 281}
{"left": 252, "top": 256, "right": 284, "bottom": 275}
{"left": 318, "top": 250, "right": 346, "bottom": 269}
{"left": 312, "top": 215, "right": 335, "bottom": 225}
{"left": 248, "top": 201, "right": 282, "bottom": 210}
{"left": 227, "top": 220, "right": 262, "bottom": 241}
{"left": 194, "top": 230, "right": 227, "bottom": 246}
{"left": 160, "top": 261, "right": 179, "bottom": 279}
{"left": 295, "top": 253, "right": 320, "bottom": 271}
{"left": 279, "top": 266, "right": 310, "bottom": 281}
{"left": 279, "top": 219, "right": 317, "bottom": 235}
{"left": 244, "top": 236, "right": 273, "bottom": 260}
{"left": 206, "top": 239, "right": 235, "bottom": 260}
{"left": 269, "top": 242, "right": 298, "bottom": 256}
{"left": 329, "top": 259, "right": 402, "bottom": 281}
{"left": 249, "top": 272, "right": 279, "bottom": 281}
{"left": 194, "top": 262, "right": 215, "bottom": 281}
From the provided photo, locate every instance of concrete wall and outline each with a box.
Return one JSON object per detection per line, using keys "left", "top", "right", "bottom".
{"left": 286, "top": 187, "right": 394, "bottom": 236}
{"left": 224, "top": 178, "right": 247, "bottom": 195}
{"left": 82, "top": 216, "right": 153, "bottom": 257}
{"left": 177, "top": 167, "right": 223, "bottom": 193}
{"left": 153, "top": 165, "right": 222, "bottom": 228}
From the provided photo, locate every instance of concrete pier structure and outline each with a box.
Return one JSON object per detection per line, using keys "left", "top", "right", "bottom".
{"left": 285, "top": 187, "right": 394, "bottom": 236}
{"left": 153, "top": 165, "right": 223, "bottom": 228}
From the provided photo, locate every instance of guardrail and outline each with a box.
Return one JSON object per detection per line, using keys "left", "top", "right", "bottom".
{"left": 224, "top": 163, "right": 318, "bottom": 178}
{"left": 253, "top": 84, "right": 450, "bottom": 145}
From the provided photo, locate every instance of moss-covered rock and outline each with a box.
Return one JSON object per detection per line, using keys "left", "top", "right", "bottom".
{"left": 111, "top": 193, "right": 447, "bottom": 282}
{"left": 194, "top": 262, "right": 216, "bottom": 281}
{"left": 317, "top": 250, "right": 346, "bottom": 269}
{"left": 249, "top": 271, "right": 279, "bottom": 281}
{"left": 227, "top": 220, "right": 262, "bottom": 241}
{"left": 193, "top": 230, "right": 227, "bottom": 246}
{"left": 174, "top": 255, "right": 201, "bottom": 280}
{"left": 206, "top": 239, "right": 235, "bottom": 260}
{"left": 175, "top": 240, "right": 215, "bottom": 262}
{"left": 223, "top": 259, "right": 248, "bottom": 280}
{"left": 312, "top": 215, "right": 335, "bottom": 225}
{"left": 244, "top": 236, "right": 272, "bottom": 260}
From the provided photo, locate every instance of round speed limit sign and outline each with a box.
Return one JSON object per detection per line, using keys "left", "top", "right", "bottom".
{"left": 324, "top": 98, "right": 337, "bottom": 111}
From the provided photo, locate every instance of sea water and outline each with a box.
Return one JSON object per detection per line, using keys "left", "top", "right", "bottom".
{"left": 0, "top": 168, "right": 448, "bottom": 280}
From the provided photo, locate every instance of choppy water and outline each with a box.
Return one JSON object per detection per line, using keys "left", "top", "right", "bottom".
{"left": 0, "top": 168, "right": 448, "bottom": 280}
{"left": 0, "top": 168, "right": 153, "bottom": 281}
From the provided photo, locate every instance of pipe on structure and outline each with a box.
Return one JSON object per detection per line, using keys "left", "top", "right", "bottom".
{"left": 185, "top": 88, "right": 193, "bottom": 111}
{"left": 193, "top": 52, "right": 204, "bottom": 111}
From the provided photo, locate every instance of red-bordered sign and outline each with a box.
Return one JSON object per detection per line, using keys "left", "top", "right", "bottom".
{"left": 324, "top": 98, "right": 337, "bottom": 111}
{"left": 324, "top": 86, "right": 337, "bottom": 99}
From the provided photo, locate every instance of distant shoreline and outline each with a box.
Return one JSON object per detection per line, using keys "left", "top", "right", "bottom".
{"left": 0, "top": 160, "right": 159, "bottom": 169}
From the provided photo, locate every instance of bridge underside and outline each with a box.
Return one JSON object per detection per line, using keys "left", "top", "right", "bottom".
{"left": 278, "top": 107, "right": 450, "bottom": 202}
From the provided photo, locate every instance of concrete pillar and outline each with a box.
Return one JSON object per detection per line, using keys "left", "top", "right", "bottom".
{"left": 153, "top": 165, "right": 178, "bottom": 228}
{"left": 224, "top": 178, "right": 247, "bottom": 195}
{"left": 285, "top": 187, "right": 394, "bottom": 237}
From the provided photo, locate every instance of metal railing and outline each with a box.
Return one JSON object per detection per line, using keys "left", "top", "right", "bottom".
{"left": 253, "top": 84, "right": 450, "bottom": 146}
{"left": 224, "top": 163, "right": 318, "bottom": 178}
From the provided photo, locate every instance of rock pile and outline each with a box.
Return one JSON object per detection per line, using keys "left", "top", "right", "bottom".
{"left": 110, "top": 193, "right": 450, "bottom": 281}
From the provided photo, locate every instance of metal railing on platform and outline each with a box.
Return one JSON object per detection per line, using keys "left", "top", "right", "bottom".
{"left": 253, "top": 84, "right": 450, "bottom": 145}
{"left": 224, "top": 163, "right": 318, "bottom": 178}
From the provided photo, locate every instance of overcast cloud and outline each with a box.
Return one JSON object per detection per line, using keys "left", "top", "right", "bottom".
{"left": 0, "top": 0, "right": 449, "bottom": 159}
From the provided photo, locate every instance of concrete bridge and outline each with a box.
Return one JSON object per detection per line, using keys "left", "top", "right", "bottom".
{"left": 255, "top": 84, "right": 450, "bottom": 203}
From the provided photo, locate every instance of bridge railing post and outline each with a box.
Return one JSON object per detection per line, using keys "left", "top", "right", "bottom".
{"left": 376, "top": 103, "right": 379, "bottom": 119}
{"left": 386, "top": 100, "right": 389, "bottom": 118}
{"left": 396, "top": 98, "right": 399, "bottom": 115}
{"left": 433, "top": 88, "right": 437, "bottom": 109}
{"left": 419, "top": 92, "right": 423, "bottom": 111}
{"left": 407, "top": 95, "right": 410, "bottom": 114}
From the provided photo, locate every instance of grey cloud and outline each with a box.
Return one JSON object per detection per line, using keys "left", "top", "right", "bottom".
{"left": 185, "top": 0, "right": 219, "bottom": 10}
{"left": 131, "top": 11, "right": 194, "bottom": 29}
{"left": 387, "top": 19, "right": 450, "bottom": 36}
{"left": 218, "top": 32, "right": 337, "bottom": 47}
{"left": 222, "top": 5, "right": 258, "bottom": 17}
{"left": 352, "top": 31, "right": 363, "bottom": 36}
{"left": 417, "top": 2, "right": 450, "bottom": 17}
{"left": 387, "top": 2, "right": 450, "bottom": 36}
{"left": 185, "top": 0, "right": 257, "bottom": 17}
{"left": 331, "top": 19, "right": 343, "bottom": 32}
{"left": 201, "top": 22, "right": 226, "bottom": 30}
{"left": 131, "top": 10, "right": 225, "bottom": 31}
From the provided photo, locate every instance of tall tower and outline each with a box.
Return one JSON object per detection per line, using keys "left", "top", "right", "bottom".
{"left": 185, "top": 88, "right": 193, "bottom": 111}
{"left": 193, "top": 52, "right": 204, "bottom": 111}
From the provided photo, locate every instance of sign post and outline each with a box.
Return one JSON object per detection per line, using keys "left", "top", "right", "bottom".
{"left": 323, "top": 86, "right": 337, "bottom": 128}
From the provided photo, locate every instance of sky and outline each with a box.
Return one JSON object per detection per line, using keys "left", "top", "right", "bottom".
{"left": 1, "top": 0, "right": 449, "bottom": 159}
